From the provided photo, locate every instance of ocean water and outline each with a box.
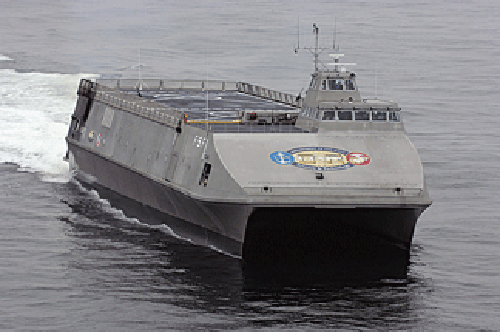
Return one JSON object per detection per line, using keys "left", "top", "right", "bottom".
{"left": 1, "top": 0, "right": 499, "bottom": 330}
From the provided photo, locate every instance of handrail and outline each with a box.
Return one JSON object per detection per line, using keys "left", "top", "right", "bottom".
{"left": 94, "top": 79, "right": 302, "bottom": 108}
{"left": 236, "top": 82, "right": 302, "bottom": 108}
{"left": 80, "top": 79, "right": 184, "bottom": 129}
{"left": 96, "top": 79, "right": 239, "bottom": 92}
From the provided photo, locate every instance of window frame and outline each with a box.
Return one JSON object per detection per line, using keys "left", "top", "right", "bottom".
{"left": 338, "top": 110, "right": 353, "bottom": 121}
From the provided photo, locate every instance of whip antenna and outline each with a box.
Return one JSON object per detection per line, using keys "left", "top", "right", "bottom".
{"left": 333, "top": 19, "right": 337, "bottom": 50}
{"left": 136, "top": 48, "right": 143, "bottom": 96}
{"left": 294, "top": 16, "right": 300, "bottom": 53}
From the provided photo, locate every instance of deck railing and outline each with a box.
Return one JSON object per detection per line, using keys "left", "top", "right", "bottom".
{"left": 82, "top": 80, "right": 185, "bottom": 129}
{"left": 95, "top": 79, "right": 302, "bottom": 108}
{"left": 236, "top": 82, "right": 302, "bottom": 108}
{"left": 96, "top": 79, "right": 239, "bottom": 92}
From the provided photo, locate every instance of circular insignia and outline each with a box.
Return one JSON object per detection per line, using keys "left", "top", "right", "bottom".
{"left": 270, "top": 151, "right": 294, "bottom": 165}
{"left": 346, "top": 152, "right": 371, "bottom": 165}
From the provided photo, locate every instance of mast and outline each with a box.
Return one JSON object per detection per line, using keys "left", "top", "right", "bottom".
{"left": 295, "top": 23, "right": 336, "bottom": 73}
{"left": 313, "top": 23, "right": 319, "bottom": 72}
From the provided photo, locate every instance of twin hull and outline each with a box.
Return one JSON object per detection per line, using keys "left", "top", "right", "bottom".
{"left": 66, "top": 90, "right": 431, "bottom": 257}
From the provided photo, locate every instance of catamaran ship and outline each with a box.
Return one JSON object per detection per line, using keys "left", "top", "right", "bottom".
{"left": 65, "top": 25, "right": 431, "bottom": 260}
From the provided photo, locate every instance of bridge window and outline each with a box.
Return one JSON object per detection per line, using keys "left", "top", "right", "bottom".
{"left": 345, "top": 79, "right": 355, "bottom": 90}
{"left": 389, "top": 110, "right": 401, "bottom": 122}
{"left": 322, "top": 110, "right": 336, "bottom": 120}
{"left": 328, "top": 79, "right": 344, "bottom": 91}
{"left": 355, "top": 110, "right": 370, "bottom": 121}
{"left": 372, "top": 110, "right": 387, "bottom": 121}
{"left": 338, "top": 110, "right": 353, "bottom": 121}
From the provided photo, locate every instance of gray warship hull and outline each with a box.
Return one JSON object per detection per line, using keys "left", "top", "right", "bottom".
{"left": 68, "top": 139, "right": 425, "bottom": 257}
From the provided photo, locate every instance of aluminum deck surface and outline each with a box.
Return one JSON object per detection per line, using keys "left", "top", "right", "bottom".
{"left": 124, "top": 89, "right": 306, "bottom": 133}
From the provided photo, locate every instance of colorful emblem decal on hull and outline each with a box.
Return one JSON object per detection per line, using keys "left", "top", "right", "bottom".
{"left": 270, "top": 147, "right": 371, "bottom": 171}
{"left": 270, "top": 151, "right": 294, "bottom": 165}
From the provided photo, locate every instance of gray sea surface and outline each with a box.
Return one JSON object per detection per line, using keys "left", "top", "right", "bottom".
{"left": 1, "top": 0, "right": 499, "bottom": 330}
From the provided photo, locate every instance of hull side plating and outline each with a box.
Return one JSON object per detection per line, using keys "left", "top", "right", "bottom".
{"left": 69, "top": 140, "right": 426, "bottom": 258}
{"left": 69, "top": 142, "right": 252, "bottom": 256}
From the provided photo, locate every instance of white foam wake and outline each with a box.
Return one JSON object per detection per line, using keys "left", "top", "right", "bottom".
{"left": 0, "top": 68, "right": 98, "bottom": 182}
{"left": 71, "top": 178, "right": 187, "bottom": 241}
{"left": 0, "top": 54, "right": 14, "bottom": 61}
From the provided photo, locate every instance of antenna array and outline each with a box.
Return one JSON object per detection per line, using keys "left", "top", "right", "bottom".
{"left": 294, "top": 23, "right": 339, "bottom": 72}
